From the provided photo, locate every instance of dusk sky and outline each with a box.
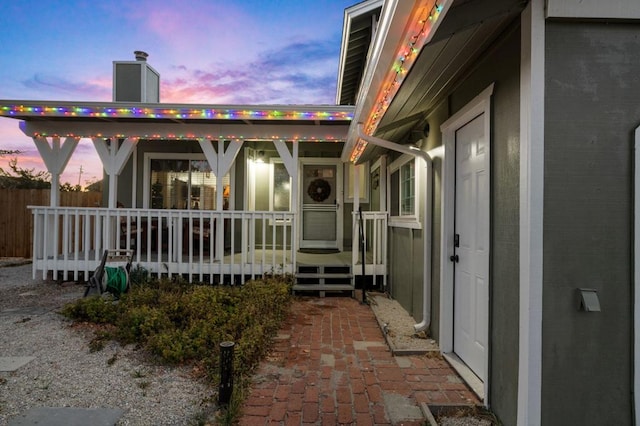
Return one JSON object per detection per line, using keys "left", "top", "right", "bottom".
{"left": 0, "top": 0, "right": 355, "bottom": 187}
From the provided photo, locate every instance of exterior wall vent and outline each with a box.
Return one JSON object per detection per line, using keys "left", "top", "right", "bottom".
{"left": 113, "top": 51, "right": 160, "bottom": 103}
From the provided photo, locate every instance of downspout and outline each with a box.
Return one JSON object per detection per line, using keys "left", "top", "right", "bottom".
{"left": 355, "top": 125, "right": 433, "bottom": 332}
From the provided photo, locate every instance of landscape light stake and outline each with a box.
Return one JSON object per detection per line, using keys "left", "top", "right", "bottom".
{"left": 219, "top": 341, "right": 235, "bottom": 406}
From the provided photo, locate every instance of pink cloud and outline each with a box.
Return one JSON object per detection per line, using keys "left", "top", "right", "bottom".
{"left": 0, "top": 119, "right": 103, "bottom": 187}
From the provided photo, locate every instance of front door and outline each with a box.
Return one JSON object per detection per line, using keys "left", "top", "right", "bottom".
{"left": 452, "top": 113, "right": 489, "bottom": 381}
{"left": 299, "top": 159, "right": 342, "bottom": 250}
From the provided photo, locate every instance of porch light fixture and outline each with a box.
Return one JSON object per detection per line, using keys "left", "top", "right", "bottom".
{"left": 350, "top": 0, "right": 446, "bottom": 163}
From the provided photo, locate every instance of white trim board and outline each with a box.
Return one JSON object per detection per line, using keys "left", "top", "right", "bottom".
{"left": 547, "top": 0, "right": 640, "bottom": 19}
{"left": 439, "top": 82, "right": 494, "bottom": 404}
{"left": 634, "top": 125, "right": 640, "bottom": 425}
{"left": 517, "top": 0, "right": 545, "bottom": 424}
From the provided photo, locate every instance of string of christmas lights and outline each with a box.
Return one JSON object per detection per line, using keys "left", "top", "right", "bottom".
{"left": 350, "top": 0, "right": 444, "bottom": 163}
{"left": 23, "top": 130, "right": 344, "bottom": 142}
{"left": 0, "top": 104, "right": 354, "bottom": 122}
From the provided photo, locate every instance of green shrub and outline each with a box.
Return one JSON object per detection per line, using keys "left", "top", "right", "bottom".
{"left": 116, "top": 305, "right": 172, "bottom": 343}
{"left": 60, "top": 295, "right": 120, "bottom": 324}
{"left": 61, "top": 275, "right": 293, "bottom": 384}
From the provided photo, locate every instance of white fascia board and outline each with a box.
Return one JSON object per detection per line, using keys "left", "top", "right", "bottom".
{"left": 341, "top": 0, "right": 452, "bottom": 162}
{"left": 635, "top": 125, "right": 640, "bottom": 426}
{"left": 341, "top": 0, "right": 410, "bottom": 161}
{"left": 336, "top": 0, "right": 384, "bottom": 104}
{"left": 20, "top": 121, "right": 350, "bottom": 142}
{"left": 0, "top": 100, "right": 354, "bottom": 121}
{"left": 547, "top": 0, "right": 640, "bottom": 19}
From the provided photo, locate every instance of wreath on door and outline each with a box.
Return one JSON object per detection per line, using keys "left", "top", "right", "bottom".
{"left": 307, "top": 178, "right": 331, "bottom": 202}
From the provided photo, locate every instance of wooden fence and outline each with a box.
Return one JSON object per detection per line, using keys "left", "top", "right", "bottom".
{"left": 0, "top": 189, "right": 102, "bottom": 258}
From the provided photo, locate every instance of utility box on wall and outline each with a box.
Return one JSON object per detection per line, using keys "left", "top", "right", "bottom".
{"left": 113, "top": 51, "right": 160, "bottom": 103}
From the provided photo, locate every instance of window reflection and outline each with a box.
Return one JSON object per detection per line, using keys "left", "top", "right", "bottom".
{"left": 150, "top": 159, "right": 230, "bottom": 209}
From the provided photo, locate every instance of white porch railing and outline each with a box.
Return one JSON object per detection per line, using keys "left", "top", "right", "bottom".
{"left": 352, "top": 211, "right": 388, "bottom": 286}
{"left": 30, "top": 206, "right": 296, "bottom": 284}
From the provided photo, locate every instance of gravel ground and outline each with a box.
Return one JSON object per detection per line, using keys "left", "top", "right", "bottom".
{"left": 367, "top": 292, "right": 439, "bottom": 353}
{"left": 0, "top": 262, "right": 213, "bottom": 426}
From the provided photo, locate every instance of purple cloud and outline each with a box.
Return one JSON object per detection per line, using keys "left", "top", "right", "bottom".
{"left": 22, "top": 74, "right": 111, "bottom": 101}
{"left": 161, "top": 38, "right": 340, "bottom": 104}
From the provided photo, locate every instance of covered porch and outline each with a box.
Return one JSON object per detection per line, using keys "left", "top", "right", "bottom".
{"left": 1, "top": 101, "right": 388, "bottom": 291}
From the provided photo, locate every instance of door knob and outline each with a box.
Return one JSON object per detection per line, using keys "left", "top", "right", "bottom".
{"left": 449, "top": 254, "right": 459, "bottom": 263}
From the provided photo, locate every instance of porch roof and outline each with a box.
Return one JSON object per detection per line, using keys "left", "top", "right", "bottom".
{"left": 0, "top": 100, "right": 354, "bottom": 141}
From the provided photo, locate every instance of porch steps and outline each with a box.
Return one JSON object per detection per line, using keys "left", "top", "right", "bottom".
{"left": 293, "top": 264, "right": 354, "bottom": 297}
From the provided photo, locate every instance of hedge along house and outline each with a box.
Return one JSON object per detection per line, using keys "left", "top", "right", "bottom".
{"left": 0, "top": 52, "right": 392, "bottom": 293}
{"left": 339, "top": 0, "right": 640, "bottom": 425}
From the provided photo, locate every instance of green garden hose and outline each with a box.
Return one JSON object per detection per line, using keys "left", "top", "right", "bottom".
{"left": 103, "top": 266, "right": 129, "bottom": 296}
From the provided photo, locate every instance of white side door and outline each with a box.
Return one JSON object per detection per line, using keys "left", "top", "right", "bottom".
{"left": 299, "top": 159, "right": 342, "bottom": 250}
{"left": 453, "top": 113, "right": 489, "bottom": 381}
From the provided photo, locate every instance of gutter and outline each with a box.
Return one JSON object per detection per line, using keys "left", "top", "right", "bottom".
{"left": 355, "top": 124, "right": 433, "bottom": 332}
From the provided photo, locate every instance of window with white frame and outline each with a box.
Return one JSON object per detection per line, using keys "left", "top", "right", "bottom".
{"left": 270, "top": 160, "right": 291, "bottom": 211}
{"left": 144, "top": 153, "right": 232, "bottom": 210}
{"left": 388, "top": 154, "right": 419, "bottom": 226}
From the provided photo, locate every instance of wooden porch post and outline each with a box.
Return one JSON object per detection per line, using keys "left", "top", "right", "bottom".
{"left": 273, "top": 140, "right": 298, "bottom": 258}
{"left": 199, "top": 138, "right": 243, "bottom": 261}
{"left": 92, "top": 137, "right": 138, "bottom": 208}
{"left": 352, "top": 163, "right": 361, "bottom": 268}
{"left": 33, "top": 136, "right": 80, "bottom": 207}
{"left": 273, "top": 140, "right": 298, "bottom": 212}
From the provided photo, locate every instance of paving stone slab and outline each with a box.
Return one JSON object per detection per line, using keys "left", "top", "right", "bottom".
{"left": 0, "top": 357, "right": 35, "bottom": 372}
{"left": 8, "top": 407, "right": 124, "bottom": 426}
{"left": 383, "top": 392, "right": 424, "bottom": 424}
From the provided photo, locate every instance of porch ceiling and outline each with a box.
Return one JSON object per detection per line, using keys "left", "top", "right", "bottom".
{"left": 348, "top": 0, "right": 526, "bottom": 160}
{"left": 374, "top": 0, "right": 526, "bottom": 143}
{"left": 0, "top": 101, "right": 354, "bottom": 141}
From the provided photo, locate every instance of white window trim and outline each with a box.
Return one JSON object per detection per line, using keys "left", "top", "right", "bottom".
{"left": 634, "top": 125, "right": 640, "bottom": 425}
{"left": 387, "top": 153, "right": 421, "bottom": 229}
{"left": 245, "top": 148, "right": 256, "bottom": 211}
{"left": 269, "top": 158, "right": 293, "bottom": 225}
{"left": 142, "top": 152, "right": 235, "bottom": 209}
{"left": 371, "top": 155, "right": 387, "bottom": 211}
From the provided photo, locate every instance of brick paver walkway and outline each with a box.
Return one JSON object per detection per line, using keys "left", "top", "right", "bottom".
{"left": 239, "top": 296, "right": 480, "bottom": 425}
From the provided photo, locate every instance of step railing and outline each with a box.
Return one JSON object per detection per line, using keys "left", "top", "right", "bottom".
{"left": 29, "top": 206, "right": 296, "bottom": 283}
{"left": 352, "top": 210, "right": 388, "bottom": 282}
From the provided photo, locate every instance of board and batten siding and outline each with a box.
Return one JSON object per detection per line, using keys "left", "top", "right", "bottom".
{"left": 543, "top": 20, "right": 640, "bottom": 425}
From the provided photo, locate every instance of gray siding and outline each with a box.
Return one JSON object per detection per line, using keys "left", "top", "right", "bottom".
{"left": 389, "top": 226, "right": 423, "bottom": 314}
{"left": 543, "top": 21, "right": 640, "bottom": 425}
{"left": 448, "top": 22, "right": 521, "bottom": 425}
{"left": 385, "top": 22, "right": 521, "bottom": 424}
